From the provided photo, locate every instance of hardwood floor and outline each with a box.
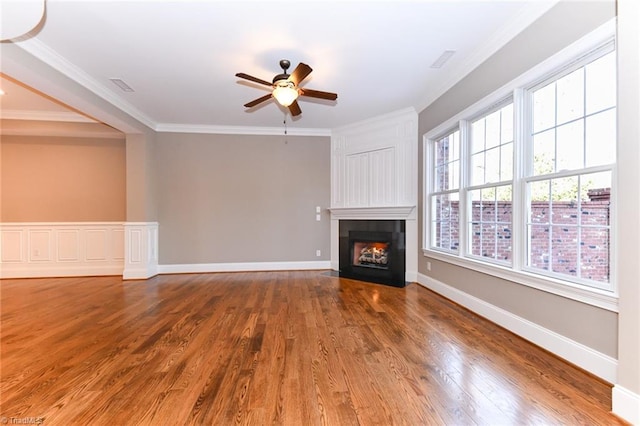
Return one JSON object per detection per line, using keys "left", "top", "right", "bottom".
{"left": 0, "top": 271, "right": 627, "bottom": 425}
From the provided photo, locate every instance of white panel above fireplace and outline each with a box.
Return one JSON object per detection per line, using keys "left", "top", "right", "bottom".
{"left": 332, "top": 108, "right": 418, "bottom": 208}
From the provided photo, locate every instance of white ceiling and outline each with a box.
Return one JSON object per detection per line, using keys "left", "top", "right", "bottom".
{"left": 1, "top": 0, "right": 558, "bottom": 133}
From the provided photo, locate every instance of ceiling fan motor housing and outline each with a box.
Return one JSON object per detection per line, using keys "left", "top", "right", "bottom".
{"left": 272, "top": 73, "right": 289, "bottom": 84}
{"left": 273, "top": 59, "right": 292, "bottom": 83}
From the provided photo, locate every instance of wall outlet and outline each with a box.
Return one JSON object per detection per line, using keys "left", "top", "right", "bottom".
{"left": 316, "top": 250, "right": 321, "bottom": 257}
{"left": 427, "top": 261, "right": 432, "bottom": 271}
{"left": 316, "top": 214, "right": 321, "bottom": 221}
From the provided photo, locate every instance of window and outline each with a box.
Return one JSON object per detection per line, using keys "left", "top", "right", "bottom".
{"left": 430, "top": 130, "right": 460, "bottom": 253}
{"left": 468, "top": 103, "right": 514, "bottom": 263}
{"left": 526, "top": 50, "right": 615, "bottom": 288}
{"left": 423, "top": 34, "right": 616, "bottom": 303}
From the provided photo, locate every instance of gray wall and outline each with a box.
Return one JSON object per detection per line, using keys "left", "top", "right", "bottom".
{"left": 126, "top": 130, "right": 158, "bottom": 222}
{"left": 156, "top": 132, "right": 331, "bottom": 264}
{"left": 418, "top": 1, "right": 618, "bottom": 357}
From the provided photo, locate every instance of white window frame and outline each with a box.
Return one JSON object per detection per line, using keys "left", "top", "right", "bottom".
{"left": 422, "top": 20, "right": 618, "bottom": 312}
{"left": 428, "top": 127, "right": 462, "bottom": 254}
{"left": 465, "top": 100, "right": 515, "bottom": 267}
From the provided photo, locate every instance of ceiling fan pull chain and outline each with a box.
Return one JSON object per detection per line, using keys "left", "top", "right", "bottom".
{"left": 283, "top": 113, "right": 289, "bottom": 143}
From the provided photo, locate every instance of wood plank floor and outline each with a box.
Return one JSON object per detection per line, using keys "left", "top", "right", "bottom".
{"left": 0, "top": 271, "right": 628, "bottom": 425}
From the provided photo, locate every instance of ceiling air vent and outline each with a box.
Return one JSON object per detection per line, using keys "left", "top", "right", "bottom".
{"left": 430, "top": 50, "right": 456, "bottom": 69}
{"left": 109, "top": 78, "right": 135, "bottom": 92}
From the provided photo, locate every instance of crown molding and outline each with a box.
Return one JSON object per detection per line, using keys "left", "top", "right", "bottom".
{"left": 13, "top": 37, "right": 157, "bottom": 130}
{"left": 154, "top": 123, "right": 331, "bottom": 137}
{"left": 332, "top": 107, "right": 417, "bottom": 135}
{"left": 0, "top": 109, "right": 95, "bottom": 123}
{"left": 0, "top": 127, "right": 125, "bottom": 139}
{"left": 415, "top": 0, "right": 560, "bottom": 112}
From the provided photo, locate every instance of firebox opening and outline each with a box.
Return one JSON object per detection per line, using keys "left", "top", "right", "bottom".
{"left": 352, "top": 241, "right": 390, "bottom": 269}
{"left": 339, "top": 220, "right": 406, "bottom": 288}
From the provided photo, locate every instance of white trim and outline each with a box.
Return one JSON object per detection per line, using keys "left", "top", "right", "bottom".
{"left": 329, "top": 206, "right": 416, "bottom": 220}
{"left": 154, "top": 123, "right": 331, "bottom": 137}
{"left": 0, "top": 127, "right": 125, "bottom": 139}
{"left": 415, "top": 1, "right": 560, "bottom": 112}
{"left": 13, "top": 38, "right": 157, "bottom": 130}
{"left": 0, "top": 265, "right": 123, "bottom": 278}
{"left": 416, "top": 272, "right": 618, "bottom": 383}
{"left": 0, "top": 109, "right": 96, "bottom": 123}
{"left": 123, "top": 222, "right": 158, "bottom": 280}
{"left": 158, "top": 260, "right": 331, "bottom": 274}
{"left": 332, "top": 107, "right": 418, "bottom": 134}
{"left": 613, "top": 385, "right": 640, "bottom": 425}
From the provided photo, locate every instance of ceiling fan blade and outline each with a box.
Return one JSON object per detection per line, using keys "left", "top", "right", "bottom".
{"left": 288, "top": 63, "right": 313, "bottom": 86}
{"left": 288, "top": 100, "right": 302, "bottom": 116}
{"left": 236, "top": 72, "right": 273, "bottom": 87}
{"left": 244, "top": 93, "right": 273, "bottom": 108}
{"left": 300, "top": 88, "right": 338, "bottom": 101}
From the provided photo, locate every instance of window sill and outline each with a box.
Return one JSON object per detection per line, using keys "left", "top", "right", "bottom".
{"left": 421, "top": 248, "right": 618, "bottom": 312}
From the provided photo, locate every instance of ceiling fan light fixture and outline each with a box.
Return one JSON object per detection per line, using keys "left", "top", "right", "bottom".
{"left": 272, "top": 80, "right": 299, "bottom": 107}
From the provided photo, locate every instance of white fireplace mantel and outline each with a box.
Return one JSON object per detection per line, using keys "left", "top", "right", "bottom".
{"left": 329, "top": 205, "right": 418, "bottom": 282}
{"left": 329, "top": 206, "right": 416, "bottom": 220}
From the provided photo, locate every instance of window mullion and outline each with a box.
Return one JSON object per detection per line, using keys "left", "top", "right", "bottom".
{"left": 422, "top": 136, "right": 431, "bottom": 250}
{"left": 512, "top": 88, "right": 528, "bottom": 272}
{"left": 459, "top": 120, "right": 470, "bottom": 258}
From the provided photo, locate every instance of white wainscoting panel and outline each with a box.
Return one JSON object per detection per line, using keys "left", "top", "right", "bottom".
{"left": 57, "top": 229, "right": 80, "bottom": 261}
{"left": 0, "top": 223, "right": 125, "bottom": 278}
{"left": 1, "top": 229, "right": 24, "bottom": 262}
{"left": 29, "top": 229, "right": 52, "bottom": 262}
{"left": 123, "top": 222, "right": 159, "bottom": 280}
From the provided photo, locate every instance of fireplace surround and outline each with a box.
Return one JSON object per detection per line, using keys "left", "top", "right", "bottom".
{"left": 339, "top": 220, "right": 406, "bottom": 287}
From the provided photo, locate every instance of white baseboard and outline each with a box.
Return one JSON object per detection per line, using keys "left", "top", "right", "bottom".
{"left": 158, "top": 260, "right": 331, "bottom": 274}
{"left": 122, "top": 265, "right": 158, "bottom": 280}
{"left": 416, "top": 273, "right": 617, "bottom": 383}
{"left": 1, "top": 265, "right": 123, "bottom": 279}
{"left": 613, "top": 385, "right": 640, "bottom": 424}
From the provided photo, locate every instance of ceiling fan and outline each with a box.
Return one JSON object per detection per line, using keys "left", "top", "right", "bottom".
{"left": 236, "top": 59, "right": 338, "bottom": 117}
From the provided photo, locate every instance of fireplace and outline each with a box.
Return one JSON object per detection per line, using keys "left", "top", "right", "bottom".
{"left": 339, "top": 220, "right": 406, "bottom": 287}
